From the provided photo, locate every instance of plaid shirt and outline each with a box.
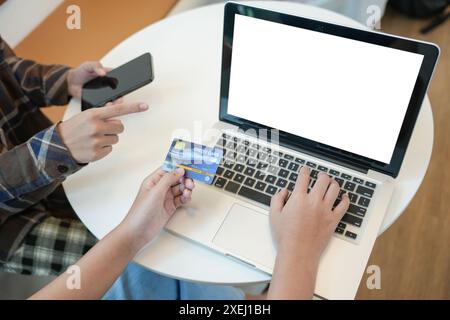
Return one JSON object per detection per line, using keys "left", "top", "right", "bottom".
{"left": 0, "top": 36, "right": 83, "bottom": 263}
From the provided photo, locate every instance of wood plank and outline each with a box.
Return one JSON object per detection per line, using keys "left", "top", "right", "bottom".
{"left": 14, "top": 0, "right": 177, "bottom": 123}
{"left": 356, "top": 5, "right": 450, "bottom": 299}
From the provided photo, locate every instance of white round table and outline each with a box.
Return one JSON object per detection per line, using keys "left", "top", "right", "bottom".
{"left": 63, "top": 1, "right": 433, "bottom": 285}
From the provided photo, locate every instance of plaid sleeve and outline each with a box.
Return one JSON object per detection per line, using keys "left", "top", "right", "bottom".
{"left": 0, "top": 124, "right": 83, "bottom": 215}
{"left": 0, "top": 36, "right": 71, "bottom": 107}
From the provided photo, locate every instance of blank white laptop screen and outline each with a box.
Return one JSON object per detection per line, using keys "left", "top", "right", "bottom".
{"left": 227, "top": 14, "right": 424, "bottom": 164}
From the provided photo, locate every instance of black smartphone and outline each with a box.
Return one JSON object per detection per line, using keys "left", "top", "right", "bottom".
{"left": 81, "top": 52, "right": 154, "bottom": 110}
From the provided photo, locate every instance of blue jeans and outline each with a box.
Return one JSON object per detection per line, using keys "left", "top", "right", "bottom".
{"left": 104, "top": 263, "right": 245, "bottom": 300}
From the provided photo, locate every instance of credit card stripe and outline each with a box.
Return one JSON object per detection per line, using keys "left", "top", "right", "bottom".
{"left": 175, "top": 164, "right": 215, "bottom": 177}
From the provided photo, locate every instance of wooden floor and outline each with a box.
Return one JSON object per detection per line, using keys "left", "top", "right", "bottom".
{"left": 356, "top": 5, "right": 450, "bottom": 299}
{"left": 15, "top": 2, "right": 449, "bottom": 299}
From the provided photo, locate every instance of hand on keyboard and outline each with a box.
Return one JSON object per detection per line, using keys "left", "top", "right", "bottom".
{"left": 269, "top": 166, "right": 350, "bottom": 264}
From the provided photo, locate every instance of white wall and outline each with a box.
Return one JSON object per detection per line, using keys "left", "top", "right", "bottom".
{"left": 0, "top": 0, "right": 63, "bottom": 47}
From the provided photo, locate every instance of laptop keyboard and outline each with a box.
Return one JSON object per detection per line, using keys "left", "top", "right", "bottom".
{"left": 212, "top": 133, "right": 377, "bottom": 244}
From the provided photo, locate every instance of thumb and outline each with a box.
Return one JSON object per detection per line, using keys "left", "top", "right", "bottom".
{"left": 270, "top": 188, "right": 288, "bottom": 215}
{"left": 84, "top": 61, "right": 106, "bottom": 76}
{"left": 156, "top": 168, "right": 185, "bottom": 191}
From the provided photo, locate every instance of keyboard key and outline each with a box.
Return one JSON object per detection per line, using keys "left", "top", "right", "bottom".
{"left": 225, "top": 141, "right": 236, "bottom": 149}
{"left": 335, "top": 227, "right": 344, "bottom": 235}
{"left": 254, "top": 170, "right": 266, "bottom": 180}
{"left": 257, "top": 162, "right": 269, "bottom": 170}
{"left": 279, "top": 159, "right": 289, "bottom": 168}
{"left": 329, "top": 169, "right": 340, "bottom": 176}
{"left": 310, "top": 170, "right": 319, "bottom": 179}
{"left": 335, "top": 178, "right": 344, "bottom": 187}
{"left": 345, "top": 231, "right": 357, "bottom": 240}
{"left": 244, "top": 177, "right": 256, "bottom": 187}
{"left": 276, "top": 178, "right": 287, "bottom": 188}
{"left": 223, "top": 161, "right": 234, "bottom": 169}
{"left": 284, "top": 154, "right": 294, "bottom": 160}
{"left": 216, "top": 167, "right": 224, "bottom": 175}
{"left": 338, "top": 222, "right": 346, "bottom": 229}
{"left": 244, "top": 167, "right": 255, "bottom": 177}
{"left": 238, "top": 186, "right": 271, "bottom": 206}
{"left": 223, "top": 170, "right": 234, "bottom": 179}
{"left": 342, "top": 213, "right": 362, "bottom": 227}
{"left": 248, "top": 148, "right": 258, "bottom": 157}
{"left": 234, "top": 164, "right": 245, "bottom": 172}
{"left": 216, "top": 138, "right": 226, "bottom": 146}
{"left": 247, "top": 158, "right": 257, "bottom": 167}
{"left": 225, "top": 181, "right": 240, "bottom": 193}
{"left": 347, "top": 204, "right": 367, "bottom": 217}
{"left": 344, "top": 181, "right": 356, "bottom": 192}
{"left": 358, "top": 197, "right": 371, "bottom": 207}
{"left": 318, "top": 165, "right": 328, "bottom": 172}
{"left": 243, "top": 140, "right": 250, "bottom": 146}
{"left": 365, "top": 181, "right": 377, "bottom": 189}
{"left": 236, "top": 154, "right": 246, "bottom": 163}
{"left": 288, "top": 162, "right": 299, "bottom": 171}
{"left": 266, "top": 185, "right": 278, "bottom": 195}
{"left": 289, "top": 172, "right": 298, "bottom": 182}
{"left": 288, "top": 182, "right": 295, "bottom": 191}
{"left": 237, "top": 145, "right": 246, "bottom": 153}
{"left": 268, "top": 156, "right": 278, "bottom": 164}
{"left": 258, "top": 152, "right": 268, "bottom": 161}
{"left": 348, "top": 192, "right": 358, "bottom": 203}
{"left": 341, "top": 173, "right": 352, "bottom": 180}
{"left": 225, "top": 152, "right": 236, "bottom": 161}
{"left": 255, "top": 181, "right": 267, "bottom": 191}
{"left": 356, "top": 185, "right": 374, "bottom": 198}
{"left": 262, "top": 146, "right": 271, "bottom": 153}
{"left": 273, "top": 151, "right": 283, "bottom": 157}
{"left": 233, "top": 174, "right": 245, "bottom": 183}
{"left": 268, "top": 166, "right": 278, "bottom": 175}
{"left": 265, "top": 175, "right": 276, "bottom": 184}
{"left": 306, "top": 161, "right": 317, "bottom": 168}
{"left": 353, "top": 177, "right": 364, "bottom": 184}
{"left": 295, "top": 157, "right": 305, "bottom": 164}
{"left": 278, "top": 169, "right": 289, "bottom": 178}
{"left": 215, "top": 177, "right": 227, "bottom": 188}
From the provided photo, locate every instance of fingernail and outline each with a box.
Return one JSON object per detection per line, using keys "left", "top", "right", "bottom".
{"left": 139, "top": 103, "right": 149, "bottom": 111}
{"left": 176, "top": 168, "right": 184, "bottom": 174}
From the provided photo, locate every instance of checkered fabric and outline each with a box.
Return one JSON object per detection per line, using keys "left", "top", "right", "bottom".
{"left": 0, "top": 216, "right": 97, "bottom": 276}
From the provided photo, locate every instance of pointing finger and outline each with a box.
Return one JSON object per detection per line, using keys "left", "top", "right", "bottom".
{"left": 97, "top": 102, "right": 148, "bottom": 119}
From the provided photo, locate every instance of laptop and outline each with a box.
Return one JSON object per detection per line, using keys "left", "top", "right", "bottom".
{"left": 165, "top": 2, "right": 439, "bottom": 299}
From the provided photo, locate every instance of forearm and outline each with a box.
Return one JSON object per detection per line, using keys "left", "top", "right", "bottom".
{"left": 30, "top": 224, "right": 141, "bottom": 300}
{"left": 267, "top": 247, "right": 319, "bottom": 300}
{"left": 0, "top": 125, "right": 82, "bottom": 214}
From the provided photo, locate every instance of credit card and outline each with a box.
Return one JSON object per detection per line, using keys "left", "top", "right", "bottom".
{"left": 162, "top": 139, "right": 224, "bottom": 185}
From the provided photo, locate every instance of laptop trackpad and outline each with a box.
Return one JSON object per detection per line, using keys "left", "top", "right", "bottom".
{"left": 213, "top": 203, "right": 276, "bottom": 269}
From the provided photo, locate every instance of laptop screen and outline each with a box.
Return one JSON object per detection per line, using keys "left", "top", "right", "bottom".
{"left": 227, "top": 14, "right": 424, "bottom": 164}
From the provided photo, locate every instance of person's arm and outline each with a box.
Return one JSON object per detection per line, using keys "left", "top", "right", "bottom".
{"left": 0, "top": 36, "right": 106, "bottom": 106}
{"left": 30, "top": 168, "right": 194, "bottom": 300}
{"left": 267, "top": 166, "right": 349, "bottom": 299}
{"left": 0, "top": 102, "right": 147, "bottom": 216}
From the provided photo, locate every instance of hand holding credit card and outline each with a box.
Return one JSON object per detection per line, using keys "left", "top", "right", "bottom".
{"left": 162, "top": 139, "right": 224, "bottom": 184}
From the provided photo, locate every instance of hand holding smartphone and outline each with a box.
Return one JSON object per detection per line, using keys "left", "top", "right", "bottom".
{"left": 81, "top": 53, "right": 154, "bottom": 110}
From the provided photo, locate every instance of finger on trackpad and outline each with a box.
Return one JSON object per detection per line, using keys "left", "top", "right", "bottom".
{"left": 213, "top": 203, "right": 276, "bottom": 269}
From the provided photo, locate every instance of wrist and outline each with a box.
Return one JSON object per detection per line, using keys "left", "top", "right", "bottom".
{"left": 113, "top": 223, "right": 146, "bottom": 256}
{"left": 277, "top": 242, "right": 320, "bottom": 270}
